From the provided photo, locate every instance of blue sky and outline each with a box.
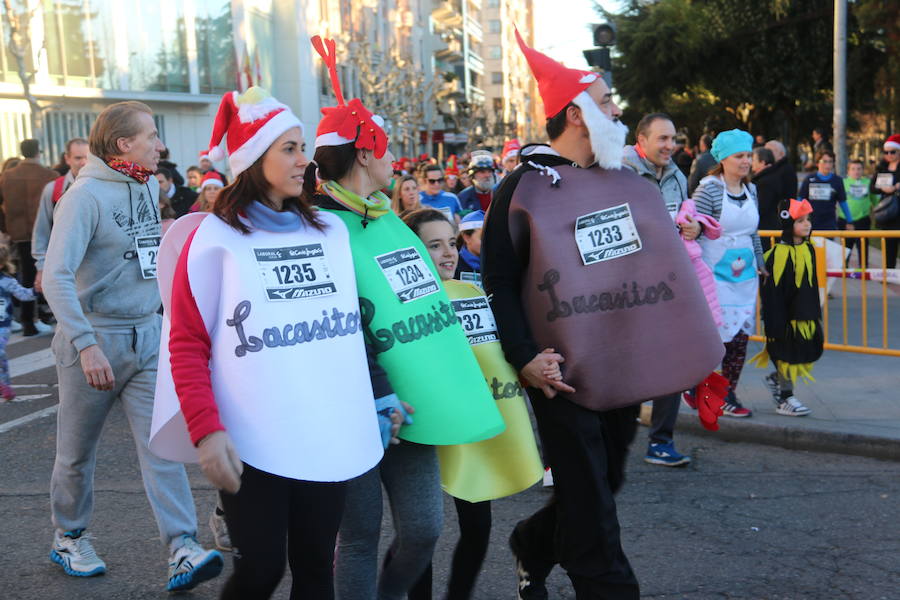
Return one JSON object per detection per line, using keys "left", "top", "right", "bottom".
{"left": 534, "top": 0, "right": 620, "bottom": 69}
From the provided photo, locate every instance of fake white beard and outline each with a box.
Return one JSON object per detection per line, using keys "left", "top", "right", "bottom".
{"left": 572, "top": 91, "right": 628, "bottom": 170}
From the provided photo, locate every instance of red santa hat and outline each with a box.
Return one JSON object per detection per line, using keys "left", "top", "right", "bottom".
{"left": 446, "top": 155, "right": 459, "bottom": 176}
{"left": 312, "top": 36, "right": 388, "bottom": 159}
{"left": 205, "top": 86, "right": 303, "bottom": 177}
{"left": 884, "top": 134, "right": 900, "bottom": 151}
{"left": 198, "top": 150, "right": 210, "bottom": 162}
{"left": 502, "top": 139, "right": 521, "bottom": 161}
{"left": 200, "top": 172, "right": 224, "bottom": 189}
{"left": 514, "top": 27, "right": 600, "bottom": 119}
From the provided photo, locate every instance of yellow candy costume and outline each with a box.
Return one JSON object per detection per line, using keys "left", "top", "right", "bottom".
{"left": 437, "top": 279, "right": 544, "bottom": 502}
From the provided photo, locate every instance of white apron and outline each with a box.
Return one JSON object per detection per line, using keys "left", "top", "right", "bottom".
{"left": 698, "top": 180, "right": 758, "bottom": 343}
{"left": 150, "top": 212, "right": 383, "bottom": 482}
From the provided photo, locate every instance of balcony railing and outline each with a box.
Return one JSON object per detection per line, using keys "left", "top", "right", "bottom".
{"left": 432, "top": 0, "right": 464, "bottom": 27}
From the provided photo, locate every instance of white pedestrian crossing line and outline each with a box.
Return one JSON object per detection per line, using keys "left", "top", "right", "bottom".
{"left": 9, "top": 393, "right": 52, "bottom": 403}
{"left": 0, "top": 404, "right": 58, "bottom": 433}
{"left": 0, "top": 340, "right": 59, "bottom": 432}
{"left": 9, "top": 348, "right": 56, "bottom": 378}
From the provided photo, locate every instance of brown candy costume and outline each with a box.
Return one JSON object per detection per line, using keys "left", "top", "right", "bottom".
{"left": 499, "top": 152, "right": 723, "bottom": 411}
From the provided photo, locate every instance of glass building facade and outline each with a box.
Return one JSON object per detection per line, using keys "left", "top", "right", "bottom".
{"left": 2, "top": 0, "right": 237, "bottom": 95}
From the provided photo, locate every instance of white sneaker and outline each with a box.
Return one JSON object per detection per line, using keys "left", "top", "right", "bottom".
{"left": 542, "top": 467, "right": 554, "bottom": 487}
{"left": 208, "top": 510, "right": 232, "bottom": 552}
{"left": 10, "top": 319, "right": 22, "bottom": 333}
{"left": 49, "top": 530, "right": 107, "bottom": 577}
{"left": 33, "top": 320, "right": 54, "bottom": 334}
{"left": 775, "top": 396, "right": 811, "bottom": 417}
{"left": 166, "top": 535, "right": 224, "bottom": 592}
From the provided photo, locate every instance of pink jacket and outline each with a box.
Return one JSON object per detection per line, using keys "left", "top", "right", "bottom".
{"left": 676, "top": 199, "right": 723, "bottom": 327}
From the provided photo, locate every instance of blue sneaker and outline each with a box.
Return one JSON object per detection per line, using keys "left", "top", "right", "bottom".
{"left": 50, "top": 529, "right": 107, "bottom": 577}
{"left": 644, "top": 442, "right": 691, "bottom": 467}
{"left": 166, "top": 536, "right": 224, "bottom": 592}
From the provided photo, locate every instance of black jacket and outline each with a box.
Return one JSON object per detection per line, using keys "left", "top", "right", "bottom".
{"left": 688, "top": 151, "right": 716, "bottom": 196}
{"left": 752, "top": 165, "right": 783, "bottom": 231}
{"left": 481, "top": 145, "right": 577, "bottom": 370}
{"left": 169, "top": 186, "right": 198, "bottom": 218}
{"left": 768, "top": 157, "right": 798, "bottom": 204}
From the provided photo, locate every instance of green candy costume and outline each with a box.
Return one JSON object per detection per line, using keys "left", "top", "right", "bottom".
{"left": 319, "top": 182, "right": 504, "bottom": 445}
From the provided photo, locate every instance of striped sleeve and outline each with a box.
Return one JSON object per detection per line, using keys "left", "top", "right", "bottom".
{"left": 168, "top": 228, "right": 224, "bottom": 446}
{"left": 692, "top": 180, "right": 723, "bottom": 223}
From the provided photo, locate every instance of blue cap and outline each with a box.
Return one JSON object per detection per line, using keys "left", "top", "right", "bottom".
{"left": 459, "top": 210, "right": 485, "bottom": 231}
{"left": 711, "top": 129, "right": 753, "bottom": 162}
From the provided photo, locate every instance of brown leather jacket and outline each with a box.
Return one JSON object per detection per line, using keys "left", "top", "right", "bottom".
{"left": 0, "top": 160, "right": 58, "bottom": 241}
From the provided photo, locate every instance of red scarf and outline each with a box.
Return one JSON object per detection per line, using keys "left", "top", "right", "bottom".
{"left": 106, "top": 159, "right": 154, "bottom": 184}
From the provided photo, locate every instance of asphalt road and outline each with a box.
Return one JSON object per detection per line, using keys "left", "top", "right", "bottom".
{"left": 1, "top": 332, "right": 898, "bottom": 599}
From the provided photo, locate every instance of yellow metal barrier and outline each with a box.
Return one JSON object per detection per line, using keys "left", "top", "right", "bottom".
{"left": 753, "top": 230, "right": 900, "bottom": 357}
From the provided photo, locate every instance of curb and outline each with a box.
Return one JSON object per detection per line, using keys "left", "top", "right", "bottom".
{"left": 677, "top": 416, "right": 900, "bottom": 462}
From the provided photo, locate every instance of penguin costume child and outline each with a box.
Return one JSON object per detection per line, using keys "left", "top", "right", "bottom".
{"left": 751, "top": 198, "right": 824, "bottom": 393}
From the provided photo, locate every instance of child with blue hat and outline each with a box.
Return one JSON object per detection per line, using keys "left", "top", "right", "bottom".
{"left": 456, "top": 210, "right": 484, "bottom": 284}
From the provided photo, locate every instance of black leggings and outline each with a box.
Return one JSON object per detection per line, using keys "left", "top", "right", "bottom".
{"left": 219, "top": 463, "right": 346, "bottom": 600}
{"left": 408, "top": 497, "right": 492, "bottom": 600}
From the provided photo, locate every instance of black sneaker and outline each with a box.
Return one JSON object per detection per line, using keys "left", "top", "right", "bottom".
{"left": 22, "top": 322, "right": 39, "bottom": 337}
{"left": 510, "top": 529, "right": 551, "bottom": 600}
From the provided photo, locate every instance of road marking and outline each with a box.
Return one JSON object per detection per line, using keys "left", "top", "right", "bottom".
{"left": 0, "top": 404, "right": 58, "bottom": 433}
{"left": 10, "top": 393, "right": 52, "bottom": 403}
{"left": 9, "top": 348, "right": 56, "bottom": 378}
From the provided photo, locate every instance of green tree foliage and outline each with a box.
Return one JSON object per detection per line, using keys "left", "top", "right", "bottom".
{"left": 853, "top": 0, "right": 900, "bottom": 132}
{"left": 606, "top": 0, "right": 889, "bottom": 154}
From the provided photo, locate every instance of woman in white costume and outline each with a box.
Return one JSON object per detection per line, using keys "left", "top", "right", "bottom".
{"left": 164, "top": 87, "right": 400, "bottom": 599}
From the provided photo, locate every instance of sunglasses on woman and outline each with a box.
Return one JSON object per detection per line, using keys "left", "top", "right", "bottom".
{"left": 884, "top": 150, "right": 898, "bottom": 155}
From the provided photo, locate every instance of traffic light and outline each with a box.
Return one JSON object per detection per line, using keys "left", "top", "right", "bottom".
{"left": 592, "top": 23, "right": 616, "bottom": 47}
{"left": 584, "top": 23, "right": 615, "bottom": 88}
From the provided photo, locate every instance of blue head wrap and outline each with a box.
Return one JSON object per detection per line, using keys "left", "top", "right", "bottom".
{"left": 711, "top": 129, "right": 753, "bottom": 162}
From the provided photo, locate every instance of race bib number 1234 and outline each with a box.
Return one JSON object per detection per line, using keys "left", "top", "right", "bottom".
{"left": 375, "top": 247, "right": 440, "bottom": 303}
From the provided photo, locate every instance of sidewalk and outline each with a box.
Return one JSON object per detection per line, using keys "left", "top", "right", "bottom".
{"left": 675, "top": 337, "right": 900, "bottom": 461}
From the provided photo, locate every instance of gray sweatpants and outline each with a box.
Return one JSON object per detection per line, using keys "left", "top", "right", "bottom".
{"left": 49, "top": 316, "right": 198, "bottom": 551}
{"left": 335, "top": 440, "right": 443, "bottom": 600}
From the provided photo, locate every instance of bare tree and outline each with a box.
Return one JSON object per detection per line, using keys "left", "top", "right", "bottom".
{"left": 344, "top": 36, "right": 439, "bottom": 156}
{"left": 1, "top": 0, "right": 45, "bottom": 138}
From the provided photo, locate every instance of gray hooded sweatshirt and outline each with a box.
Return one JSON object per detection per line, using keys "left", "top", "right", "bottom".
{"left": 43, "top": 154, "right": 162, "bottom": 352}
{"left": 622, "top": 144, "right": 688, "bottom": 219}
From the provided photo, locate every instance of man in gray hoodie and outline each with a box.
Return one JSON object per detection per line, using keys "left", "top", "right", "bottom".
{"left": 42, "top": 101, "right": 223, "bottom": 591}
{"left": 622, "top": 112, "right": 698, "bottom": 468}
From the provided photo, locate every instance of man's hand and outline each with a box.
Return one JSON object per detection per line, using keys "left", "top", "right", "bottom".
{"left": 845, "top": 223, "right": 855, "bottom": 231}
{"left": 79, "top": 344, "right": 115, "bottom": 391}
{"left": 34, "top": 270, "right": 43, "bottom": 294}
{"left": 520, "top": 348, "right": 576, "bottom": 399}
{"left": 197, "top": 431, "right": 243, "bottom": 494}
{"left": 679, "top": 215, "right": 701, "bottom": 241}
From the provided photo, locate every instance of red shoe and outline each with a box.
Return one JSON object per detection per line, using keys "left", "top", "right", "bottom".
{"left": 682, "top": 389, "right": 697, "bottom": 410}
{"left": 0, "top": 383, "right": 15, "bottom": 401}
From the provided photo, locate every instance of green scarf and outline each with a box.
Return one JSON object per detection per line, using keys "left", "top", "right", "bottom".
{"left": 320, "top": 180, "right": 391, "bottom": 220}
